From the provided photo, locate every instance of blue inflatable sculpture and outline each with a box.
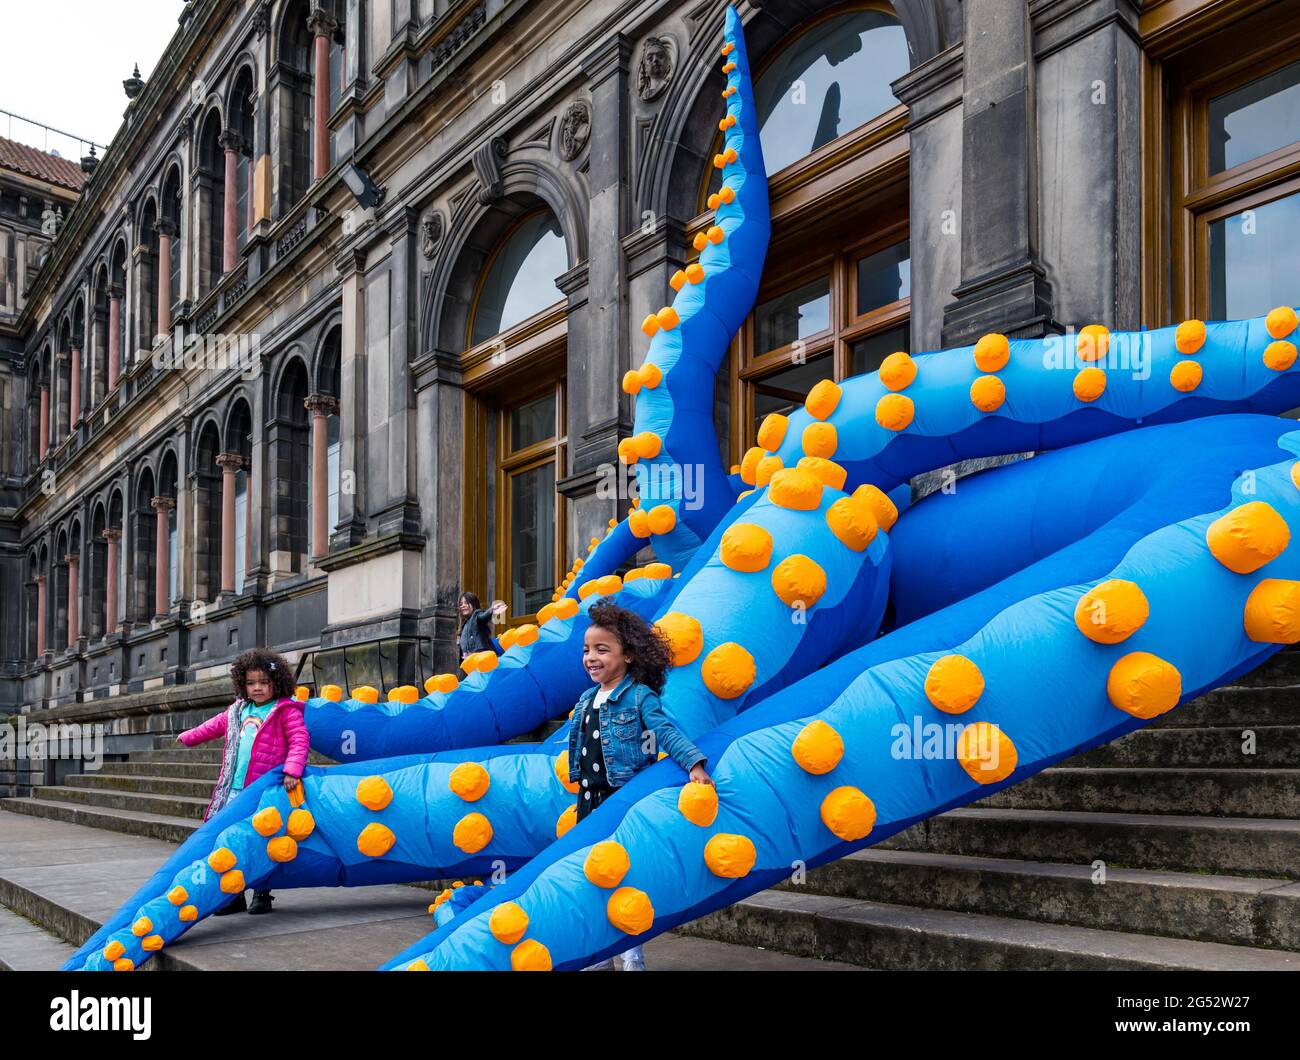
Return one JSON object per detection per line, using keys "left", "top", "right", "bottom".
{"left": 66, "top": 6, "right": 1300, "bottom": 971}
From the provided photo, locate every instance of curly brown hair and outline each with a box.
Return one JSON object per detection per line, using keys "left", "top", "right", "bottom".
{"left": 586, "top": 599, "right": 672, "bottom": 693}
{"left": 230, "top": 648, "right": 296, "bottom": 703}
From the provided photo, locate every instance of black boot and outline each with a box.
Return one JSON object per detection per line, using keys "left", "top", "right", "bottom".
{"left": 214, "top": 892, "right": 247, "bottom": 916}
{"left": 248, "top": 890, "right": 274, "bottom": 915}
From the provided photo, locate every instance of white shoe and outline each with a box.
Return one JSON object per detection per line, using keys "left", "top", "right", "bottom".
{"left": 582, "top": 958, "right": 616, "bottom": 971}
{"left": 620, "top": 944, "right": 645, "bottom": 971}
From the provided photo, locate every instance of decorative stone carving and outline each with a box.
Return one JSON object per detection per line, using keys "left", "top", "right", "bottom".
{"left": 637, "top": 35, "right": 676, "bottom": 102}
{"left": 559, "top": 100, "right": 591, "bottom": 161}
{"left": 253, "top": 0, "right": 270, "bottom": 37}
{"left": 473, "top": 136, "right": 508, "bottom": 205}
{"left": 420, "top": 213, "right": 443, "bottom": 260}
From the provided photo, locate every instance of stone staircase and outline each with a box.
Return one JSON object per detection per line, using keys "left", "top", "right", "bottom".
{"left": 678, "top": 649, "right": 1300, "bottom": 969}
{"left": 3, "top": 651, "right": 1299, "bottom": 970}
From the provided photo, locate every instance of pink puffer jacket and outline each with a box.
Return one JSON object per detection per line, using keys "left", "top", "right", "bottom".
{"left": 180, "top": 698, "right": 309, "bottom": 817}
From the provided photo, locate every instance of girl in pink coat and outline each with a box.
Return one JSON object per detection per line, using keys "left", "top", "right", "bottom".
{"left": 177, "top": 648, "right": 309, "bottom": 916}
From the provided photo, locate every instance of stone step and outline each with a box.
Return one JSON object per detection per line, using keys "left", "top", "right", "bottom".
{"left": 132, "top": 746, "right": 224, "bottom": 763}
{"left": 977, "top": 767, "right": 1300, "bottom": 818}
{"left": 1157, "top": 686, "right": 1300, "bottom": 728}
{"left": 98, "top": 759, "right": 221, "bottom": 781}
{"left": 129, "top": 746, "right": 334, "bottom": 767}
{"left": 1231, "top": 650, "right": 1300, "bottom": 687}
{"left": 66, "top": 772, "right": 214, "bottom": 800}
{"left": 0, "top": 903, "right": 78, "bottom": 971}
{"left": 793, "top": 849, "right": 1300, "bottom": 950}
{"left": 0, "top": 797, "right": 197, "bottom": 844}
{"left": 1067, "top": 725, "right": 1300, "bottom": 768}
{"left": 0, "top": 808, "right": 856, "bottom": 972}
{"left": 679, "top": 890, "right": 1300, "bottom": 970}
{"left": 882, "top": 807, "right": 1300, "bottom": 879}
{"left": 29, "top": 783, "right": 208, "bottom": 821}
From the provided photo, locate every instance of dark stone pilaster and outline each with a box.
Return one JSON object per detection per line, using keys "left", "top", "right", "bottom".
{"left": 942, "top": 0, "right": 1056, "bottom": 344}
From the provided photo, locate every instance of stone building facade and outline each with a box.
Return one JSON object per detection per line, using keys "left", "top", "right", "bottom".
{"left": 0, "top": 0, "right": 1297, "bottom": 727}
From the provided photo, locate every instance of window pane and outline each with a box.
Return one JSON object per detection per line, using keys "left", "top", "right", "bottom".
{"left": 754, "top": 277, "right": 830, "bottom": 354}
{"left": 168, "top": 514, "right": 178, "bottom": 604}
{"left": 471, "top": 213, "right": 567, "bottom": 345}
{"left": 1208, "top": 61, "right": 1300, "bottom": 175}
{"left": 1208, "top": 192, "right": 1300, "bottom": 320}
{"left": 327, "top": 417, "right": 340, "bottom": 531}
{"left": 234, "top": 472, "right": 246, "bottom": 594}
{"left": 851, "top": 324, "right": 910, "bottom": 377}
{"left": 751, "top": 352, "right": 832, "bottom": 438}
{"left": 857, "top": 241, "right": 911, "bottom": 316}
{"left": 510, "top": 392, "right": 556, "bottom": 452}
{"left": 754, "top": 10, "right": 909, "bottom": 175}
{"left": 510, "top": 462, "right": 555, "bottom": 615}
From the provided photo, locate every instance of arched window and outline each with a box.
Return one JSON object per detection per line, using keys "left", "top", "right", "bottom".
{"left": 272, "top": 359, "right": 311, "bottom": 576}
{"left": 158, "top": 454, "right": 180, "bottom": 605}
{"left": 706, "top": 5, "right": 909, "bottom": 200}
{"left": 198, "top": 112, "right": 225, "bottom": 295}
{"left": 161, "top": 167, "right": 183, "bottom": 309}
{"left": 702, "top": 4, "right": 912, "bottom": 462}
{"left": 469, "top": 211, "right": 567, "bottom": 346}
{"left": 195, "top": 424, "right": 222, "bottom": 602}
{"left": 227, "top": 400, "right": 253, "bottom": 593}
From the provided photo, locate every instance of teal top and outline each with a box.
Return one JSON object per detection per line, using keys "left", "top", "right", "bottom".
{"left": 230, "top": 700, "right": 275, "bottom": 792}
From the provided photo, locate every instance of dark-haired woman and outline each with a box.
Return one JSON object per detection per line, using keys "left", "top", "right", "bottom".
{"left": 565, "top": 599, "right": 712, "bottom": 970}
{"left": 457, "top": 591, "right": 507, "bottom": 661}
{"left": 176, "top": 647, "right": 308, "bottom": 916}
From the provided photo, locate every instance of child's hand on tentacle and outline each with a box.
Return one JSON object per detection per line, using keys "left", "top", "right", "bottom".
{"left": 689, "top": 763, "right": 713, "bottom": 786}
{"left": 283, "top": 775, "right": 301, "bottom": 792}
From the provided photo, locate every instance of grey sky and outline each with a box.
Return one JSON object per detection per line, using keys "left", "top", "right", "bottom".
{"left": 0, "top": 0, "right": 181, "bottom": 158}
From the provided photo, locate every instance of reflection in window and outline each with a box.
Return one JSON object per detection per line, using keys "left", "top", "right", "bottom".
{"left": 511, "top": 392, "right": 556, "bottom": 450}
{"left": 851, "top": 324, "right": 910, "bottom": 376}
{"left": 1208, "top": 192, "right": 1300, "bottom": 319}
{"left": 234, "top": 470, "right": 246, "bottom": 594}
{"left": 752, "top": 352, "right": 832, "bottom": 437}
{"left": 471, "top": 212, "right": 567, "bottom": 345}
{"left": 857, "top": 241, "right": 910, "bottom": 316}
{"left": 327, "top": 416, "right": 340, "bottom": 531}
{"left": 754, "top": 9, "right": 909, "bottom": 175}
{"left": 1208, "top": 61, "right": 1300, "bottom": 175}
{"left": 510, "top": 462, "right": 555, "bottom": 615}
{"left": 755, "top": 277, "right": 830, "bottom": 354}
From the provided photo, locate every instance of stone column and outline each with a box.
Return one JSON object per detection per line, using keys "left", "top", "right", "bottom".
{"left": 941, "top": 0, "right": 1053, "bottom": 343}
{"left": 151, "top": 495, "right": 174, "bottom": 616}
{"left": 308, "top": 8, "right": 338, "bottom": 180}
{"left": 216, "top": 453, "right": 243, "bottom": 594}
{"left": 104, "top": 528, "right": 121, "bottom": 634}
{"left": 219, "top": 130, "right": 242, "bottom": 273}
{"left": 65, "top": 554, "right": 79, "bottom": 645}
{"left": 34, "top": 574, "right": 46, "bottom": 656}
{"left": 107, "top": 283, "right": 123, "bottom": 390}
{"left": 69, "top": 341, "right": 81, "bottom": 431}
{"left": 305, "top": 394, "right": 339, "bottom": 559}
{"left": 156, "top": 219, "right": 177, "bottom": 339}
{"left": 38, "top": 385, "right": 49, "bottom": 461}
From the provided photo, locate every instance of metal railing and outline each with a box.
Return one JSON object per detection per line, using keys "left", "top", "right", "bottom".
{"left": 293, "top": 634, "right": 434, "bottom": 698}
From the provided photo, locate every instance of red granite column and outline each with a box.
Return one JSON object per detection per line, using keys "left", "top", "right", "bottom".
{"left": 69, "top": 342, "right": 81, "bottom": 430}
{"left": 65, "top": 553, "right": 79, "bottom": 645}
{"left": 308, "top": 8, "right": 338, "bottom": 180}
{"left": 219, "top": 130, "right": 241, "bottom": 274}
{"left": 38, "top": 384, "right": 49, "bottom": 461}
{"left": 151, "top": 495, "right": 174, "bottom": 616}
{"left": 305, "top": 394, "right": 338, "bottom": 559}
{"left": 156, "top": 219, "right": 176, "bottom": 338}
{"left": 217, "top": 453, "right": 243, "bottom": 594}
{"left": 34, "top": 574, "right": 46, "bottom": 657}
{"left": 103, "top": 527, "right": 121, "bottom": 634}
{"left": 107, "top": 284, "right": 123, "bottom": 391}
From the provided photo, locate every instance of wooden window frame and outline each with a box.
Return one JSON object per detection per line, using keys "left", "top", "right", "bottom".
{"left": 1144, "top": 1, "right": 1300, "bottom": 324}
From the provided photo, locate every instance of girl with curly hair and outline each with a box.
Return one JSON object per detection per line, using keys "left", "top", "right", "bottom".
{"left": 565, "top": 599, "right": 712, "bottom": 971}
{"left": 175, "top": 647, "right": 309, "bottom": 916}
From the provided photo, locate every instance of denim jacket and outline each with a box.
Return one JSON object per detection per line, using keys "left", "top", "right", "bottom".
{"left": 565, "top": 673, "right": 706, "bottom": 786}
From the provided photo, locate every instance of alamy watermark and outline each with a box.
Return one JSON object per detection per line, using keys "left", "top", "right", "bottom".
{"left": 1, "top": 716, "right": 104, "bottom": 771}
{"left": 151, "top": 327, "right": 261, "bottom": 381}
